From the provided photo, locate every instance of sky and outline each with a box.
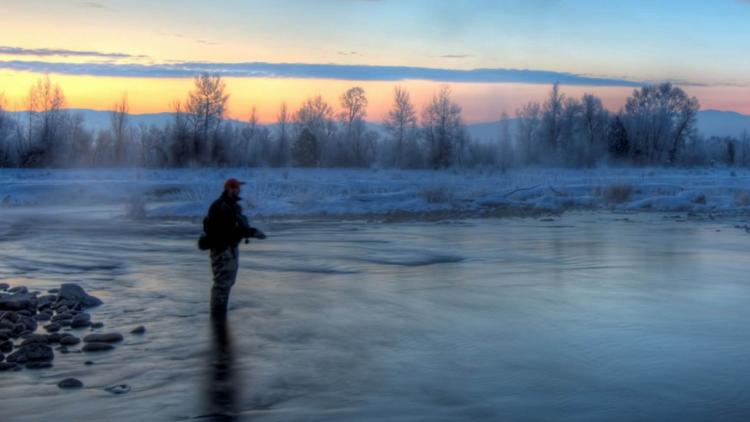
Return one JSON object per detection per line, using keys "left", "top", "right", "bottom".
{"left": 1, "top": 0, "right": 749, "bottom": 123}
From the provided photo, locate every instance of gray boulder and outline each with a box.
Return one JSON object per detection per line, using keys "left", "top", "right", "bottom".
{"left": 83, "top": 333, "right": 123, "bottom": 343}
{"left": 58, "top": 378, "right": 84, "bottom": 389}
{"left": 59, "top": 335, "right": 81, "bottom": 346}
{"left": 82, "top": 342, "right": 114, "bottom": 352}
{"left": 56, "top": 284, "right": 102, "bottom": 309}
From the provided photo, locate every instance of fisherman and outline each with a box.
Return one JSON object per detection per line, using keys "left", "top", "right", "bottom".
{"left": 201, "top": 178, "right": 266, "bottom": 317}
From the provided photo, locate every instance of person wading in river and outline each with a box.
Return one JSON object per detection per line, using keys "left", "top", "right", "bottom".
{"left": 200, "top": 178, "right": 266, "bottom": 317}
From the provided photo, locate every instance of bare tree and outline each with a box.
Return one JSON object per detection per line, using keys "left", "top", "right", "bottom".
{"left": 383, "top": 86, "right": 418, "bottom": 167}
{"left": 339, "top": 87, "right": 369, "bottom": 166}
{"left": 497, "top": 111, "right": 513, "bottom": 170}
{"left": 422, "top": 86, "right": 465, "bottom": 168}
{"left": 541, "top": 82, "right": 564, "bottom": 161}
{"left": 623, "top": 83, "right": 699, "bottom": 164}
{"left": 516, "top": 101, "right": 541, "bottom": 164}
{"left": 186, "top": 73, "right": 229, "bottom": 163}
{"left": 25, "top": 76, "right": 67, "bottom": 166}
{"left": 111, "top": 94, "right": 130, "bottom": 165}
{"left": 274, "top": 102, "right": 290, "bottom": 166}
{"left": 293, "top": 95, "right": 336, "bottom": 164}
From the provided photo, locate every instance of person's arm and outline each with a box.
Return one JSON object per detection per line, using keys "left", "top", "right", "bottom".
{"left": 238, "top": 213, "right": 266, "bottom": 239}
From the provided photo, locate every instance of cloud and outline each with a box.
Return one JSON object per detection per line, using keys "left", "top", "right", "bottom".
{"left": 0, "top": 46, "right": 143, "bottom": 59}
{"left": 80, "top": 1, "right": 107, "bottom": 8}
{"left": 0, "top": 59, "right": 641, "bottom": 86}
{"left": 441, "top": 54, "right": 472, "bottom": 59}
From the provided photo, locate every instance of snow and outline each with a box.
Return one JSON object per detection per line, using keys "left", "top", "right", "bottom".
{"left": 0, "top": 167, "right": 749, "bottom": 219}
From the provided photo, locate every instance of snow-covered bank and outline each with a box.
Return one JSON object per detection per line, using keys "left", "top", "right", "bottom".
{"left": 1, "top": 167, "right": 749, "bottom": 220}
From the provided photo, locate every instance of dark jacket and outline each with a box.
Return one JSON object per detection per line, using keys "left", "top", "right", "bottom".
{"left": 204, "top": 192, "right": 257, "bottom": 252}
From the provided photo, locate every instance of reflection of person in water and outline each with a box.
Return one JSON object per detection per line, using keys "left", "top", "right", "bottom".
{"left": 204, "top": 314, "right": 239, "bottom": 421}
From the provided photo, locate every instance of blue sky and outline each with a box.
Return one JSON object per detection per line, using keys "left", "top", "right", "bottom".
{"left": 1, "top": 0, "right": 749, "bottom": 119}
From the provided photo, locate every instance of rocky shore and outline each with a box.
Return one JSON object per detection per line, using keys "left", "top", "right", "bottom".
{"left": 0, "top": 283, "right": 145, "bottom": 392}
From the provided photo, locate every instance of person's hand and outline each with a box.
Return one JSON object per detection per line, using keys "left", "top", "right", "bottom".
{"left": 254, "top": 229, "right": 267, "bottom": 239}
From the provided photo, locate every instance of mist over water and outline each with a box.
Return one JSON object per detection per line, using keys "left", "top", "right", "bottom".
{"left": 1, "top": 207, "right": 749, "bottom": 421}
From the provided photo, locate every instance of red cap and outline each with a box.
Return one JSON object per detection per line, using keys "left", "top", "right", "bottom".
{"left": 224, "top": 178, "right": 245, "bottom": 190}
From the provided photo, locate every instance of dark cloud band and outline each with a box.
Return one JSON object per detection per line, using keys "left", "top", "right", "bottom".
{"left": 0, "top": 46, "right": 142, "bottom": 59}
{"left": 0, "top": 59, "right": 640, "bottom": 86}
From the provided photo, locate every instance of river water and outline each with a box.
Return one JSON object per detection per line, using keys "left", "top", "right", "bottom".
{"left": 0, "top": 209, "right": 749, "bottom": 421}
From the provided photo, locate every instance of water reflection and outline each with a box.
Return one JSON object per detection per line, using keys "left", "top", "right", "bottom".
{"left": 203, "top": 314, "right": 239, "bottom": 421}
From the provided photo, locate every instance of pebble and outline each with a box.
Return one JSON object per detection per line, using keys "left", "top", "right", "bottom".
{"left": 35, "top": 313, "right": 52, "bottom": 322}
{"left": 44, "top": 323, "right": 62, "bottom": 333}
{"left": 83, "top": 333, "right": 123, "bottom": 343}
{"left": 90, "top": 322, "right": 104, "bottom": 329}
{"left": 82, "top": 342, "right": 114, "bottom": 352}
{"left": 59, "top": 336, "right": 81, "bottom": 346}
{"left": 46, "top": 333, "right": 62, "bottom": 344}
{"left": 0, "top": 362, "right": 19, "bottom": 371}
{"left": 21, "top": 334, "right": 49, "bottom": 346}
{"left": 84, "top": 360, "right": 94, "bottom": 366}
{"left": 0, "top": 352, "right": 4, "bottom": 362}
{"left": 105, "top": 384, "right": 131, "bottom": 395}
{"left": 130, "top": 326, "right": 146, "bottom": 335}
{"left": 71, "top": 313, "right": 92, "bottom": 328}
{"left": 58, "top": 378, "right": 84, "bottom": 389}
{"left": 7, "top": 286, "right": 28, "bottom": 294}
{"left": 0, "top": 341, "right": 12, "bottom": 353}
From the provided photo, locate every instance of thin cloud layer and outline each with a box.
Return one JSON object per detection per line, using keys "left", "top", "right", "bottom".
{"left": 0, "top": 46, "right": 142, "bottom": 59}
{"left": 0, "top": 60, "right": 640, "bottom": 86}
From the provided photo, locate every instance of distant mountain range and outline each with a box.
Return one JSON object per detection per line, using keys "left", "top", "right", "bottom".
{"left": 7, "top": 108, "right": 750, "bottom": 140}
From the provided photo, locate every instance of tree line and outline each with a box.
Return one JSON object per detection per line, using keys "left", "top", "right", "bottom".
{"left": 0, "top": 74, "right": 748, "bottom": 169}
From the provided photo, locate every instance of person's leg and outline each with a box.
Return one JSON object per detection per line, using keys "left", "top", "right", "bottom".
{"left": 210, "top": 247, "right": 239, "bottom": 316}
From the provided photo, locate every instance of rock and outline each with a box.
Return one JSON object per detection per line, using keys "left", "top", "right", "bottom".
{"left": 83, "top": 333, "right": 123, "bottom": 343}
{"left": 84, "top": 360, "right": 94, "bottom": 365}
{"left": 130, "top": 326, "right": 146, "bottom": 335}
{"left": 20, "top": 343, "right": 54, "bottom": 362}
{"left": 82, "top": 342, "right": 114, "bottom": 352}
{"left": 59, "top": 319, "right": 73, "bottom": 327}
{"left": 0, "top": 352, "right": 4, "bottom": 362}
{"left": 90, "top": 322, "right": 104, "bottom": 329}
{"left": 21, "top": 334, "right": 49, "bottom": 345}
{"left": 44, "top": 323, "right": 62, "bottom": 333}
{"left": 0, "top": 341, "right": 12, "bottom": 353}
{"left": 0, "top": 330, "right": 11, "bottom": 341}
{"left": 0, "top": 311, "right": 19, "bottom": 322}
{"left": 0, "top": 362, "right": 19, "bottom": 371}
{"left": 71, "top": 313, "right": 91, "bottom": 328}
{"left": 48, "top": 288, "right": 59, "bottom": 294}
{"left": 0, "top": 292, "right": 37, "bottom": 311}
{"left": 105, "top": 384, "right": 131, "bottom": 395}
{"left": 52, "top": 312, "right": 75, "bottom": 322}
{"left": 58, "top": 378, "right": 84, "bottom": 389}
{"left": 56, "top": 284, "right": 102, "bottom": 309}
{"left": 25, "top": 361, "right": 53, "bottom": 370}
{"left": 7, "top": 286, "right": 28, "bottom": 294}
{"left": 46, "top": 333, "right": 62, "bottom": 343}
{"left": 0, "top": 283, "right": 9, "bottom": 291}
{"left": 37, "top": 295, "right": 57, "bottom": 307}
{"left": 35, "top": 312, "right": 52, "bottom": 322}
{"left": 6, "top": 350, "right": 27, "bottom": 363}
{"left": 59, "top": 336, "right": 80, "bottom": 346}
{"left": 0, "top": 320, "right": 14, "bottom": 330}
{"left": 17, "top": 316, "right": 37, "bottom": 333}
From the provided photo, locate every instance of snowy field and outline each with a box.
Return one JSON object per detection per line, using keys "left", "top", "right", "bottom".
{"left": 1, "top": 167, "right": 749, "bottom": 220}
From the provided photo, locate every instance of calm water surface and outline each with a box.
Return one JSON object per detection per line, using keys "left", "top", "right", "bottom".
{"left": 0, "top": 209, "right": 749, "bottom": 421}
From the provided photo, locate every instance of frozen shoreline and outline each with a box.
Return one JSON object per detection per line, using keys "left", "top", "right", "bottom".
{"left": 1, "top": 167, "right": 749, "bottom": 221}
